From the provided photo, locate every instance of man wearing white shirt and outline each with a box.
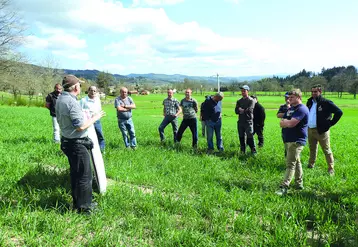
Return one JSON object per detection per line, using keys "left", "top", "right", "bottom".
{"left": 79, "top": 86, "right": 106, "bottom": 152}
{"left": 306, "top": 84, "right": 343, "bottom": 175}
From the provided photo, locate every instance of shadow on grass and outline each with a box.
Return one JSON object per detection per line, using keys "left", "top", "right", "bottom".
{"left": 2, "top": 165, "right": 72, "bottom": 213}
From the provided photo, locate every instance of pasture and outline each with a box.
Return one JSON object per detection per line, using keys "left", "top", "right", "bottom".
{"left": 0, "top": 92, "right": 357, "bottom": 246}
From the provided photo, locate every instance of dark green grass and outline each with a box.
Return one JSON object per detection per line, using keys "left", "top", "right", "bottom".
{"left": 0, "top": 94, "right": 357, "bottom": 246}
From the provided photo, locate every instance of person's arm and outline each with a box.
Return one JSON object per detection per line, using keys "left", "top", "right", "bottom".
{"left": 124, "top": 97, "right": 136, "bottom": 110}
{"left": 328, "top": 101, "right": 343, "bottom": 126}
{"left": 76, "top": 111, "right": 106, "bottom": 131}
{"left": 115, "top": 98, "right": 129, "bottom": 112}
{"left": 277, "top": 112, "right": 285, "bottom": 118}
{"left": 244, "top": 99, "right": 255, "bottom": 114}
{"left": 45, "top": 95, "right": 51, "bottom": 109}
{"left": 235, "top": 100, "right": 240, "bottom": 114}
{"left": 175, "top": 100, "right": 182, "bottom": 117}
{"left": 193, "top": 100, "right": 198, "bottom": 113}
{"left": 280, "top": 118, "right": 300, "bottom": 128}
{"left": 261, "top": 106, "right": 266, "bottom": 124}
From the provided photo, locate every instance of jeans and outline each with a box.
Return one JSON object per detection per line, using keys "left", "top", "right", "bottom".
{"left": 60, "top": 140, "right": 93, "bottom": 210}
{"left": 176, "top": 118, "right": 198, "bottom": 147}
{"left": 206, "top": 119, "right": 223, "bottom": 150}
{"left": 94, "top": 120, "right": 105, "bottom": 151}
{"left": 52, "top": 117, "right": 60, "bottom": 143}
{"left": 118, "top": 118, "right": 137, "bottom": 148}
{"left": 158, "top": 115, "right": 178, "bottom": 142}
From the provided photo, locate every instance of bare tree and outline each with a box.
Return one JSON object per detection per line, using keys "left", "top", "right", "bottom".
{"left": 0, "top": 0, "right": 24, "bottom": 71}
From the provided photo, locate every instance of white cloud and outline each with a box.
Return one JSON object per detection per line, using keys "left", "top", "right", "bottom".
{"left": 52, "top": 50, "right": 89, "bottom": 61}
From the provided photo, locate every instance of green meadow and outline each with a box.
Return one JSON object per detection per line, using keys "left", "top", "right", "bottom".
{"left": 0, "top": 92, "right": 357, "bottom": 246}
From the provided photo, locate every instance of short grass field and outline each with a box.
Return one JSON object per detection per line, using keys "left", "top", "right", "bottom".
{"left": 0, "top": 92, "right": 358, "bottom": 246}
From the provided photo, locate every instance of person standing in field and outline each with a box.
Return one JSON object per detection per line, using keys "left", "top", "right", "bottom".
{"left": 306, "top": 84, "right": 343, "bottom": 175}
{"left": 56, "top": 75, "right": 105, "bottom": 214}
{"left": 176, "top": 88, "right": 198, "bottom": 148}
{"left": 79, "top": 86, "right": 106, "bottom": 153}
{"left": 276, "top": 89, "right": 309, "bottom": 196}
{"left": 201, "top": 92, "right": 224, "bottom": 153}
{"left": 45, "top": 83, "right": 62, "bottom": 143}
{"left": 251, "top": 95, "right": 266, "bottom": 147}
{"left": 114, "top": 87, "right": 137, "bottom": 149}
{"left": 200, "top": 95, "right": 210, "bottom": 137}
{"left": 235, "top": 85, "right": 256, "bottom": 155}
{"left": 277, "top": 92, "right": 290, "bottom": 156}
{"left": 158, "top": 89, "right": 182, "bottom": 143}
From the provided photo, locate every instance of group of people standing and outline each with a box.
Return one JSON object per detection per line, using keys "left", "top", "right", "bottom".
{"left": 276, "top": 85, "right": 343, "bottom": 195}
{"left": 45, "top": 75, "right": 343, "bottom": 214}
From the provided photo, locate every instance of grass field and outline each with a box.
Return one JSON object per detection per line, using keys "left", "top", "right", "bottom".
{"left": 0, "top": 92, "right": 358, "bottom": 246}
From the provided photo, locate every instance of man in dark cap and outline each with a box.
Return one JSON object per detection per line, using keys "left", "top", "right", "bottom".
{"left": 235, "top": 85, "right": 256, "bottom": 155}
{"left": 56, "top": 75, "right": 105, "bottom": 214}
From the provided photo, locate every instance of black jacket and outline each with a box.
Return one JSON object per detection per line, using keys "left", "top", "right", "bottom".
{"left": 253, "top": 102, "right": 266, "bottom": 126}
{"left": 306, "top": 95, "right": 343, "bottom": 134}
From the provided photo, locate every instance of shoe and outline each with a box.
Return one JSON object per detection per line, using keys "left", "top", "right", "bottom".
{"left": 258, "top": 143, "right": 263, "bottom": 148}
{"left": 251, "top": 151, "right": 257, "bottom": 156}
{"left": 295, "top": 185, "right": 304, "bottom": 190}
{"left": 131, "top": 146, "right": 137, "bottom": 150}
{"left": 307, "top": 164, "right": 315, "bottom": 169}
{"left": 328, "top": 169, "right": 335, "bottom": 176}
{"left": 275, "top": 186, "right": 288, "bottom": 196}
{"left": 206, "top": 149, "right": 214, "bottom": 155}
{"left": 77, "top": 202, "right": 98, "bottom": 215}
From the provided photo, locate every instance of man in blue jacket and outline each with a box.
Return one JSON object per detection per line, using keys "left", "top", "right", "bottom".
{"left": 306, "top": 84, "right": 343, "bottom": 175}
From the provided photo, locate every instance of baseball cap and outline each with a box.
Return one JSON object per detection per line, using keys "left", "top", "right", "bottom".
{"left": 62, "top": 75, "right": 83, "bottom": 89}
{"left": 214, "top": 92, "right": 224, "bottom": 98}
{"left": 284, "top": 92, "right": 289, "bottom": 98}
{"left": 240, "top": 85, "right": 250, "bottom": 91}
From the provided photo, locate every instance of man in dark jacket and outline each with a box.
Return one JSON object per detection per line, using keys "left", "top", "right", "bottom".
{"left": 251, "top": 95, "right": 266, "bottom": 147}
{"left": 46, "top": 83, "right": 62, "bottom": 143}
{"left": 306, "top": 84, "right": 343, "bottom": 175}
{"left": 235, "top": 85, "right": 256, "bottom": 154}
{"left": 201, "top": 92, "right": 224, "bottom": 153}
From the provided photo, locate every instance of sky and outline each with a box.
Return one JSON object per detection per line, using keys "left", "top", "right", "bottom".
{"left": 12, "top": 0, "right": 358, "bottom": 77}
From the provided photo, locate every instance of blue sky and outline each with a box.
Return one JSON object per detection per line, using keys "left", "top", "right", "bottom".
{"left": 13, "top": 0, "right": 358, "bottom": 76}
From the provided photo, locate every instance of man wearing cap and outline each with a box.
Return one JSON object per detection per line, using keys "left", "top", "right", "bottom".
{"left": 201, "top": 92, "right": 224, "bottom": 153}
{"left": 115, "top": 87, "right": 137, "bottom": 149}
{"left": 56, "top": 75, "right": 105, "bottom": 214}
{"left": 79, "top": 86, "right": 106, "bottom": 153}
{"left": 276, "top": 89, "right": 309, "bottom": 196}
{"left": 306, "top": 84, "right": 343, "bottom": 175}
{"left": 176, "top": 88, "right": 198, "bottom": 148}
{"left": 235, "top": 85, "right": 256, "bottom": 154}
{"left": 277, "top": 92, "right": 291, "bottom": 156}
{"left": 45, "top": 83, "right": 62, "bottom": 143}
{"left": 158, "top": 89, "right": 182, "bottom": 143}
{"left": 277, "top": 92, "right": 290, "bottom": 118}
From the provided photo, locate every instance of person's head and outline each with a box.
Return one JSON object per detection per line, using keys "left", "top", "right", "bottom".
{"left": 311, "top": 84, "right": 322, "bottom": 99}
{"left": 120, "top": 87, "right": 128, "bottom": 98}
{"left": 62, "top": 75, "right": 82, "bottom": 95}
{"left": 284, "top": 92, "right": 290, "bottom": 105}
{"left": 167, "top": 89, "right": 174, "bottom": 98}
{"left": 251, "top": 95, "right": 258, "bottom": 103}
{"left": 240, "top": 85, "right": 250, "bottom": 98}
{"left": 287, "top": 89, "right": 302, "bottom": 106}
{"left": 88, "top": 86, "right": 97, "bottom": 99}
{"left": 54, "top": 83, "right": 62, "bottom": 95}
{"left": 185, "top": 88, "right": 192, "bottom": 99}
{"left": 213, "top": 92, "right": 224, "bottom": 102}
